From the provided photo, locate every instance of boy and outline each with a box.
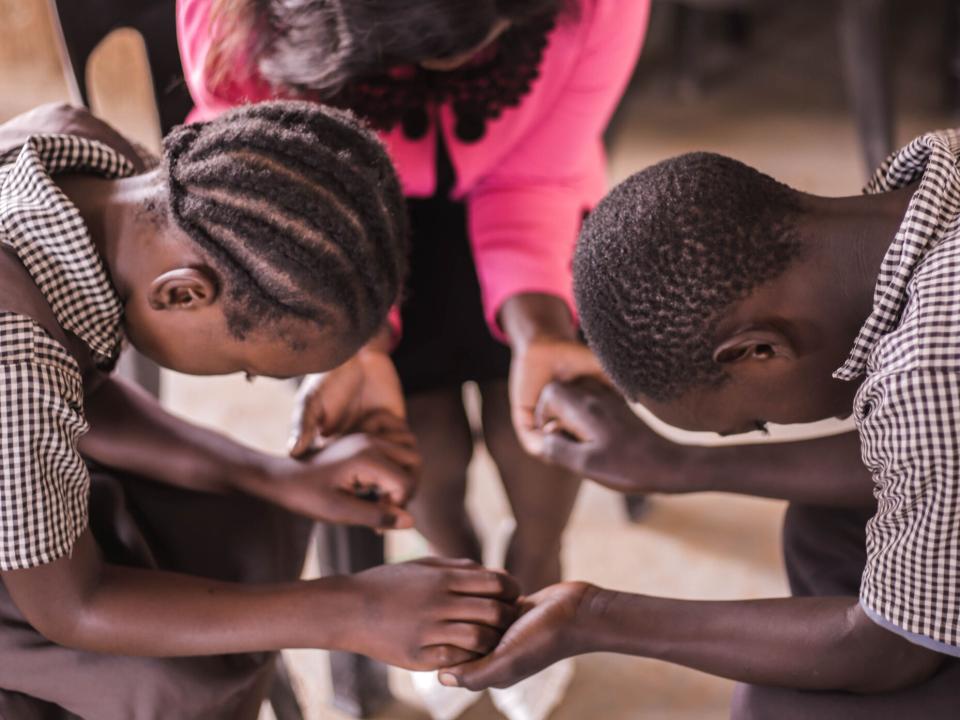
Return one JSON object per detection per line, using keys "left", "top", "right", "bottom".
{"left": 0, "top": 102, "right": 517, "bottom": 719}
{"left": 441, "top": 138, "right": 960, "bottom": 717}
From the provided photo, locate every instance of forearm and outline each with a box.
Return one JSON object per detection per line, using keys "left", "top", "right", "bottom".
{"left": 652, "top": 430, "right": 875, "bottom": 507}
{"left": 81, "top": 375, "right": 268, "bottom": 495}
{"left": 4, "top": 532, "right": 354, "bottom": 657}
{"left": 64, "top": 567, "right": 353, "bottom": 656}
{"left": 579, "top": 590, "right": 942, "bottom": 692}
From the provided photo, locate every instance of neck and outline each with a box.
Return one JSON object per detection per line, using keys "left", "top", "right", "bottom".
{"left": 806, "top": 183, "right": 917, "bottom": 340}
{"left": 56, "top": 170, "right": 161, "bottom": 301}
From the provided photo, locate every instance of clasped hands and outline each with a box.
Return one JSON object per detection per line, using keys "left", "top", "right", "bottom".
{"left": 274, "top": 329, "right": 662, "bottom": 683}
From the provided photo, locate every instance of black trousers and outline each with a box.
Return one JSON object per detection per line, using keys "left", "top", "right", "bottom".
{"left": 730, "top": 503, "right": 960, "bottom": 719}
{"left": 0, "top": 465, "right": 312, "bottom": 720}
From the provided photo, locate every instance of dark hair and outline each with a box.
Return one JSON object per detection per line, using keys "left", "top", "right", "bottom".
{"left": 162, "top": 100, "right": 408, "bottom": 347}
{"left": 206, "top": 0, "right": 567, "bottom": 139}
{"left": 574, "top": 152, "right": 805, "bottom": 402}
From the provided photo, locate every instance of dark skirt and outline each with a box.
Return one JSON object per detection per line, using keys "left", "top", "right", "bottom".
{"left": 391, "top": 194, "right": 511, "bottom": 395}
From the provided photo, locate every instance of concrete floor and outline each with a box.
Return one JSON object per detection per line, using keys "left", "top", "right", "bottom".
{"left": 0, "top": 1, "right": 954, "bottom": 718}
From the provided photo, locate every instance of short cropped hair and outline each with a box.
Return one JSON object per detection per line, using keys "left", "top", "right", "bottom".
{"left": 574, "top": 152, "right": 804, "bottom": 402}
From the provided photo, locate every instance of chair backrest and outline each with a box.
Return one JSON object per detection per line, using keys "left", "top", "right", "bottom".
{"left": 48, "top": 0, "right": 192, "bottom": 135}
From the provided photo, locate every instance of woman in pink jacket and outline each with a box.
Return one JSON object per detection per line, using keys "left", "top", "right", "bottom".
{"left": 178, "top": 5, "right": 647, "bottom": 708}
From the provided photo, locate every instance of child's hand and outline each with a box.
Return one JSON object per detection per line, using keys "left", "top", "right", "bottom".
{"left": 289, "top": 345, "right": 405, "bottom": 457}
{"left": 534, "top": 378, "right": 670, "bottom": 494}
{"left": 344, "top": 558, "right": 521, "bottom": 670}
{"left": 438, "top": 581, "right": 596, "bottom": 690}
{"left": 260, "top": 430, "right": 418, "bottom": 530}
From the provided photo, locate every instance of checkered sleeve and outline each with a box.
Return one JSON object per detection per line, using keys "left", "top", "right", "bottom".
{"left": 858, "top": 370, "right": 960, "bottom": 651}
{"left": 0, "top": 313, "right": 90, "bottom": 571}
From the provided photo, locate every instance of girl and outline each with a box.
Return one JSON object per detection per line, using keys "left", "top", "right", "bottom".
{"left": 0, "top": 101, "right": 518, "bottom": 720}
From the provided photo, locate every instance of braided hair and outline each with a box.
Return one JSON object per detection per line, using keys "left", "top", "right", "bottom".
{"left": 574, "top": 152, "right": 804, "bottom": 402}
{"left": 161, "top": 100, "right": 408, "bottom": 347}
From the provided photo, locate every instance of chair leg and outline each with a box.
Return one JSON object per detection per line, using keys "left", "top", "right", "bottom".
{"left": 269, "top": 655, "right": 305, "bottom": 720}
{"left": 838, "top": 0, "right": 894, "bottom": 175}
{"left": 317, "top": 525, "right": 392, "bottom": 718}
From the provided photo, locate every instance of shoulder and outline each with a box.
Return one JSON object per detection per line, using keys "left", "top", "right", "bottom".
{"left": 0, "top": 103, "right": 147, "bottom": 172}
{"left": 866, "top": 225, "right": 960, "bottom": 376}
{"left": 0, "top": 248, "right": 84, "bottom": 370}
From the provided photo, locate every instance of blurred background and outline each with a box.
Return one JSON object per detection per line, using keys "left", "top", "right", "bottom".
{"left": 0, "top": 1, "right": 955, "bottom": 718}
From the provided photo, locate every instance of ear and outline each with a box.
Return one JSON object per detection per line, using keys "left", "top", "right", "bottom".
{"left": 148, "top": 268, "right": 218, "bottom": 311}
{"left": 713, "top": 327, "right": 797, "bottom": 366}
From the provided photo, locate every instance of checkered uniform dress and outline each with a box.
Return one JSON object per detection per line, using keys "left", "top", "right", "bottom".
{"left": 835, "top": 129, "right": 960, "bottom": 655}
{"left": 0, "top": 134, "right": 132, "bottom": 570}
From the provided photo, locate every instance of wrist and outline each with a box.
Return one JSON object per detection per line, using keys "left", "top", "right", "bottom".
{"left": 500, "top": 293, "right": 578, "bottom": 351}
{"left": 302, "top": 576, "right": 365, "bottom": 652}
{"left": 234, "top": 452, "right": 291, "bottom": 503}
{"left": 573, "top": 587, "right": 660, "bottom": 657}
{"left": 570, "top": 584, "right": 616, "bottom": 654}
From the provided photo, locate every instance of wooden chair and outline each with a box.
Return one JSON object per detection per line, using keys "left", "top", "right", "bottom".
{"left": 46, "top": 1, "right": 392, "bottom": 716}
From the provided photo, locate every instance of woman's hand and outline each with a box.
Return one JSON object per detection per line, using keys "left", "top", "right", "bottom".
{"left": 500, "top": 293, "right": 609, "bottom": 455}
{"left": 510, "top": 336, "right": 608, "bottom": 455}
{"left": 343, "top": 558, "right": 522, "bottom": 670}
{"left": 254, "top": 429, "right": 419, "bottom": 530}
{"left": 438, "top": 581, "right": 597, "bottom": 689}
{"left": 288, "top": 341, "right": 406, "bottom": 458}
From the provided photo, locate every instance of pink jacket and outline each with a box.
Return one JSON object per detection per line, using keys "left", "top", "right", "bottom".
{"left": 177, "top": 0, "right": 649, "bottom": 337}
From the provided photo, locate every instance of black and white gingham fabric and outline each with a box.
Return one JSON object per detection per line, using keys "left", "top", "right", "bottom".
{"left": 0, "top": 134, "right": 133, "bottom": 365}
{"left": 834, "top": 129, "right": 960, "bottom": 654}
{"left": 0, "top": 134, "right": 133, "bottom": 570}
{"left": 0, "top": 314, "right": 88, "bottom": 569}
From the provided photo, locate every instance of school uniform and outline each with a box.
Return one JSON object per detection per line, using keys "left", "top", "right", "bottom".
{"left": 733, "top": 130, "right": 960, "bottom": 718}
{"left": 0, "top": 107, "right": 311, "bottom": 720}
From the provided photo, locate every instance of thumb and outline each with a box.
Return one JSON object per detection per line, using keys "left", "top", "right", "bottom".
{"left": 540, "top": 431, "right": 586, "bottom": 473}
{"left": 439, "top": 651, "right": 514, "bottom": 692}
{"left": 288, "top": 385, "right": 324, "bottom": 459}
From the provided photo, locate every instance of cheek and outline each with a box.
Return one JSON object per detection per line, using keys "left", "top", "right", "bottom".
{"left": 122, "top": 303, "right": 240, "bottom": 375}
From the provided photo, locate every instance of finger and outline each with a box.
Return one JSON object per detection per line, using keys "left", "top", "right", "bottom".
{"left": 554, "top": 346, "right": 608, "bottom": 383}
{"left": 425, "top": 622, "right": 502, "bottom": 655}
{"left": 323, "top": 493, "right": 414, "bottom": 530}
{"left": 534, "top": 382, "right": 598, "bottom": 441}
{"left": 358, "top": 409, "right": 413, "bottom": 436}
{"left": 439, "top": 650, "right": 523, "bottom": 691}
{"left": 369, "top": 436, "right": 422, "bottom": 472}
{"left": 415, "top": 557, "right": 483, "bottom": 569}
{"left": 515, "top": 423, "right": 544, "bottom": 457}
{"left": 447, "top": 568, "right": 521, "bottom": 600}
{"left": 448, "top": 597, "right": 519, "bottom": 629}
{"left": 354, "top": 453, "right": 417, "bottom": 505}
{"left": 416, "top": 645, "right": 478, "bottom": 671}
{"left": 540, "top": 431, "right": 587, "bottom": 473}
{"left": 288, "top": 381, "right": 325, "bottom": 458}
